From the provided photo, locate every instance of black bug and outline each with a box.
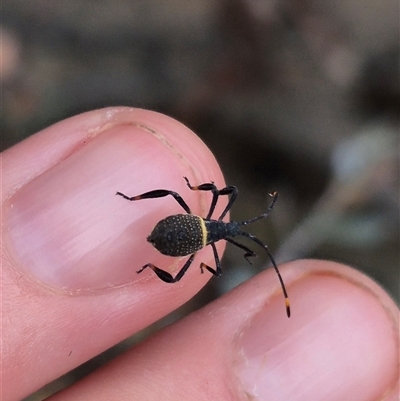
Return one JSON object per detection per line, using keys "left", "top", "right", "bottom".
{"left": 116, "top": 177, "right": 290, "bottom": 317}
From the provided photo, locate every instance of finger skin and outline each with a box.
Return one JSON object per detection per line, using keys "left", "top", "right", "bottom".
{"left": 48, "top": 260, "right": 399, "bottom": 401}
{"left": 1, "top": 108, "right": 226, "bottom": 400}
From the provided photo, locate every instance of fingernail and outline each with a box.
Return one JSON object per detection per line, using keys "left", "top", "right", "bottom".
{"left": 3, "top": 124, "right": 194, "bottom": 292}
{"left": 236, "top": 273, "right": 398, "bottom": 400}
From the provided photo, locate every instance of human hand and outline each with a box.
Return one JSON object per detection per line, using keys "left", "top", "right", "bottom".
{"left": 2, "top": 108, "right": 398, "bottom": 400}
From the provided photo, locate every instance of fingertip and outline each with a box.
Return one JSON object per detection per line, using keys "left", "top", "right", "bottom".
{"left": 2, "top": 108, "right": 227, "bottom": 399}
{"left": 236, "top": 260, "right": 398, "bottom": 401}
{"left": 5, "top": 107, "right": 225, "bottom": 292}
{"left": 284, "top": 259, "right": 398, "bottom": 323}
{"left": 39, "top": 260, "right": 399, "bottom": 401}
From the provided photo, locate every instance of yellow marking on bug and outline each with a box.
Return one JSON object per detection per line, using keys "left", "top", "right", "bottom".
{"left": 198, "top": 216, "right": 208, "bottom": 248}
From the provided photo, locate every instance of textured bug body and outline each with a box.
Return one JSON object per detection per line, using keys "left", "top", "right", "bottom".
{"left": 116, "top": 176, "right": 291, "bottom": 317}
{"left": 148, "top": 215, "right": 242, "bottom": 257}
{"left": 148, "top": 214, "right": 207, "bottom": 256}
{"left": 204, "top": 220, "right": 241, "bottom": 244}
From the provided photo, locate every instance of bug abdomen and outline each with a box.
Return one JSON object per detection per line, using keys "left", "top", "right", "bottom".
{"left": 147, "top": 214, "right": 206, "bottom": 257}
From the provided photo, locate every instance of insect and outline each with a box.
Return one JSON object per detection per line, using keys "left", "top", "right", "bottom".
{"left": 116, "top": 177, "right": 290, "bottom": 317}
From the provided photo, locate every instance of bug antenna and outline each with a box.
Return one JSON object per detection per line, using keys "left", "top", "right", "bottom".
{"left": 239, "top": 230, "right": 290, "bottom": 317}
{"left": 239, "top": 192, "right": 278, "bottom": 226}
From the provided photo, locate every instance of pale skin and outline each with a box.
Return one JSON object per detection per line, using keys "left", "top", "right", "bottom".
{"left": 1, "top": 108, "right": 398, "bottom": 401}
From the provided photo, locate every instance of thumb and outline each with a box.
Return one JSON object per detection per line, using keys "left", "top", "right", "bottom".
{"left": 1, "top": 107, "right": 225, "bottom": 400}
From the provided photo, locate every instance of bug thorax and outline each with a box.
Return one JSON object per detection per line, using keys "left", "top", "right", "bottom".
{"left": 204, "top": 220, "right": 241, "bottom": 244}
{"left": 147, "top": 214, "right": 205, "bottom": 257}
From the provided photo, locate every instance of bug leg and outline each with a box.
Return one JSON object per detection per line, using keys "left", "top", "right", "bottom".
{"left": 116, "top": 189, "right": 191, "bottom": 214}
{"left": 184, "top": 177, "right": 217, "bottom": 219}
{"left": 200, "top": 263, "right": 219, "bottom": 276}
{"left": 225, "top": 238, "right": 257, "bottom": 264}
{"left": 199, "top": 242, "right": 222, "bottom": 276}
{"left": 137, "top": 263, "right": 174, "bottom": 282}
{"left": 239, "top": 192, "right": 278, "bottom": 226}
{"left": 137, "top": 254, "right": 196, "bottom": 283}
{"left": 183, "top": 177, "right": 238, "bottom": 220}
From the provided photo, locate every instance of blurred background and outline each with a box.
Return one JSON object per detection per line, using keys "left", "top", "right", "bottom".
{"left": 2, "top": 0, "right": 399, "bottom": 399}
